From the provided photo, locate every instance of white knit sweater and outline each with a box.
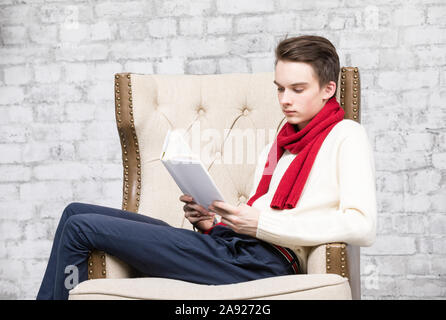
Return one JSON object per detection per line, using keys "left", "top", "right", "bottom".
{"left": 250, "top": 119, "right": 377, "bottom": 273}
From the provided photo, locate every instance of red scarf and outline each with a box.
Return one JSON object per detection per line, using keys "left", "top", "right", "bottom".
{"left": 247, "top": 96, "right": 345, "bottom": 210}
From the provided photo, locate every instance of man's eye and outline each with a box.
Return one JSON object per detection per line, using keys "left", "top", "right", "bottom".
{"left": 294, "top": 89, "right": 303, "bottom": 93}
{"left": 277, "top": 87, "right": 284, "bottom": 92}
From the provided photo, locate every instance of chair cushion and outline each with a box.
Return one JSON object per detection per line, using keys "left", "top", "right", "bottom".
{"left": 69, "top": 274, "right": 351, "bottom": 300}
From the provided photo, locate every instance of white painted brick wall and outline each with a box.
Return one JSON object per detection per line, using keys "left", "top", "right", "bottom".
{"left": 0, "top": 0, "right": 445, "bottom": 300}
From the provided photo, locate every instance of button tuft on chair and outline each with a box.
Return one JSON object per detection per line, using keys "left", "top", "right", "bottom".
{"left": 243, "top": 108, "right": 249, "bottom": 116}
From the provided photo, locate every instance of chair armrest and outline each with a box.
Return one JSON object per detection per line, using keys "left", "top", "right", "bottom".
{"left": 88, "top": 250, "right": 139, "bottom": 279}
{"left": 307, "top": 242, "right": 361, "bottom": 300}
{"left": 307, "top": 243, "right": 349, "bottom": 278}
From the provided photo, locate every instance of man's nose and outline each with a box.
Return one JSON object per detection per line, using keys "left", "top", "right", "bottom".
{"left": 279, "top": 90, "right": 292, "bottom": 105}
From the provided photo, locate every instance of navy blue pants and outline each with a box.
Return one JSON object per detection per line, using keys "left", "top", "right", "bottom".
{"left": 36, "top": 202, "right": 296, "bottom": 300}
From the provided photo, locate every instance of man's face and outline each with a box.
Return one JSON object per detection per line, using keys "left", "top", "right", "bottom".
{"left": 274, "top": 60, "right": 336, "bottom": 130}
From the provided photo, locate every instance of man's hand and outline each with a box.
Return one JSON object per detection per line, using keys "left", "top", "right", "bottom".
{"left": 180, "top": 194, "right": 215, "bottom": 232}
{"left": 208, "top": 201, "right": 260, "bottom": 238}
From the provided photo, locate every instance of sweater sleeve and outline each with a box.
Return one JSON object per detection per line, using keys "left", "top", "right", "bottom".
{"left": 255, "top": 126, "right": 377, "bottom": 247}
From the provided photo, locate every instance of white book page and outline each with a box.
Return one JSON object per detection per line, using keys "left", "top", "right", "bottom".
{"left": 160, "top": 130, "right": 225, "bottom": 209}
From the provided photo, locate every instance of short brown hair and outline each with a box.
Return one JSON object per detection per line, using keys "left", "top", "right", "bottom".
{"left": 275, "top": 35, "right": 340, "bottom": 97}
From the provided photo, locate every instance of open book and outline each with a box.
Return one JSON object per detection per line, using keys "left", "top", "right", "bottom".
{"left": 160, "top": 129, "right": 225, "bottom": 210}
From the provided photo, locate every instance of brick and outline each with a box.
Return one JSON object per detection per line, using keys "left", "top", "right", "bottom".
{"left": 406, "top": 254, "right": 432, "bottom": 275}
{"left": 377, "top": 69, "right": 439, "bottom": 90}
{"left": 101, "top": 180, "right": 123, "bottom": 200}
{"left": 265, "top": 14, "right": 297, "bottom": 33}
{"left": 77, "top": 140, "right": 121, "bottom": 161}
{"left": 378, "top": 48, "right": 417, "bottom": 69}
{"left": 72, "top": 180, "right": 103, "bottom": 201}
{"left": 372, "top": 255, "right": 407, "bottom": 275}
{"left": 0, "top": 106, "right": 33, "bottom": 124}
{"left": 300, "top": 11, "right": 328, "bottom": 30}
{"left": 33, "top": 162, "right": 95, "bottom": 180}
{"left": 3, "top": 66, "right": 32, "bottom": 85}
{"left": 64, "top": 102, "right": 96, "bottom": 122}
{"left": 171, "top": 37, "right": 229, "bottom": 57}
{"left": 95, "top": 1, "right": 151, "bottom": 18}
{"left": 235, "top": 16, "right": 266, "bottom": 34}
{"left": 110, "top": 40, "right": 168, "bottom": 59}
{"left": 59, "top": 23, "right": 89, "bottom": 43}
{"left": 0, "top": 47, "right": 51, "bottom": 65}
{"left": 402, "top": 26, "right": 446, "bottom": 45}
{"left": 348, "top": 49, "right": 379, "bottom": 69}
{"left": 413, "top": 45, "right": 446, "bottom": 67}
{"left": 118, "top": 21, "right": 149, "bottom": 40}
{"left": 4, "top": 239, "right": 53, "bottom": 260}
{"left": 407, "top": 169, "right": 442, "bottom": 194}
{"left": 428, "top": 215, "right": 446, "bottom": 235}
{"left": 156, "top": 57, "right": 185, "bottom": 74}
{"left": 0, "top": 125, "right": 30, "bottom": 143}
{"left": 207, "top": 17, "right": 232, "bottom": 35}
{"left": 364, "top": 235, "right": 416, "bottom": 255}
{"left": 398, "top": 278, "right": 444, "bottom": 298}
{"left": 219, "top": 57, "right": 249, "bottom": 73}
{"left": 375, "top": 132, "right": 405, "bottom": 152}
{"left": 376, "top": 172, "right": 404, "bottom": 193}
{"left": 376, "top": 192, "right": 405, "bottom": 213}
{"left": 29, "top": 24, "right": 58, "bottom": 45}
{"left": 431, "top": 256, "right": 446, "bottom": 276}
{"left": 0, "top": 165, "right": 31, "bottom": 182}
{"left": 0, "top": 201, "right": 35, "bottom": 220}
{"left": 63, "top": 62, "right": 89, "bottom": 82}
{"left": 19, "top": 181, "right": 73, "bottom": 201}
{"left": 392, "top": 214, "right": 425, "bottom": 234}
{"left": 230, "top": 34, "right": 274, "bottom": 55}
{"left": 147, "top": 18, "right": 177, "bottom": 38}
{"left": 0, "top": 144, "right": 22, "bottom": 164}
{"left": 277, "top": 0, "right": 343, "bottom": 10}
{"left": 34, "top": 64, "right": 62, "bottom": 83}
{"left": 250, "top": 56, "right": 275, "bottom": 73}
{"left": 393, "top": 5, "right": 425, "bottom": 26}
{"left": 339, "top": 30, "right": 398, "bottom": 49}
{"left": 1, "top": 26, "right": 27, "bottom": 45}
{"left": 123, "top": 61, "right": 154, "bottom": 75}
{"left": 55, "top": 43, "right": 109, "bottom": 62}
{"left": 39, "top": 3, "right": 94, "bottom": 24}
{"left": 87, "top": 81, "right": 113, "bottom": 102}
{"left": 153, "top": 0, "right": 212, "bottom": 17}
{"left": 217, "top": 0, "right": 274, "bottom": 14}
{"left": 179, "top": 17, "right": 205, "bottom": 36}
{"left": 429, "top": 192, "right": 446, "bottom": 213}
{"left": 432, "top": 153, "right": 446, "bottom": 170}
{"left": 405, "top": 133, "right": 435, "bottom": 152}
{"left": 187, "top": 59, "right": 217, "bottom": 75}
{"left": 22, "top": 142, "right": 76, "bottom": 162}
{"left": 0, "top": 221, "right": 22, "bottom": 241}
{"left": 403, "top": 193, "right": 432, "bottom": 213}
{"left": 0, "top": 5, "right": 32, "bottom": 24}
{"left": 427, "top": 6, "right": 446, "bottom": 26}
{"left": 91, "top": 21, "right": 115, "bottom": 41}
{"left": 0, "top": 87, "right": 24, "bottom": 105}
{"left": 91, "top": 62, "right": 123, "bottom": 81}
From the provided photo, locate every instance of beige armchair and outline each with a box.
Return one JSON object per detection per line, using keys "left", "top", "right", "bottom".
{"left": 69, "top": 67, "right": 362, "bottom": 300}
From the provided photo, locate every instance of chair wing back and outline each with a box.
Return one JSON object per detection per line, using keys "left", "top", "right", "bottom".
{"left": 113, "top": 67, "right": 360, "bottom": 230}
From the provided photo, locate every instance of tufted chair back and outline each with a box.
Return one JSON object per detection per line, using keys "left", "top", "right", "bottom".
{"left": 85, "top": 68, "right": 362, "bottom": 300}
{"left": 114, "top": 69, "right": 359, "bottom": 228}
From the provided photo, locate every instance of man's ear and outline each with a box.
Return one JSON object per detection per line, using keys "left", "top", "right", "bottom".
{"left": 323, "top": 81, "right": 337, "bottom": 99}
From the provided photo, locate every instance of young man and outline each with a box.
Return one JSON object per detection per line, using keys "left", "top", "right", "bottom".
{"left": 37, "top": 35, "right": 376, "bottom": 300}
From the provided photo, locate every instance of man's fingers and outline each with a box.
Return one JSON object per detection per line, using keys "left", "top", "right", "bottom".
{"left": 179, "top": 195, "right": 194, "bottom": 203}
{"left": 209, "top": 201, "right": 238, "bottom": 215}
